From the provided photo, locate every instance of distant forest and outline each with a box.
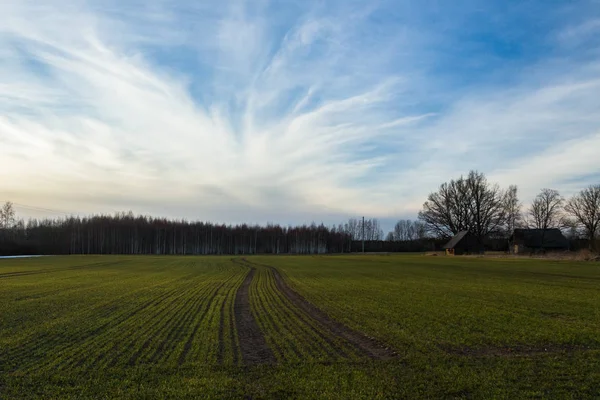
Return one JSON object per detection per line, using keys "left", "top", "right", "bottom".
{"left": 0, "top": 208, "right": 435, "bottom": 256}
{"left": 1, "top": 171, "right": 598, "bottom": 255}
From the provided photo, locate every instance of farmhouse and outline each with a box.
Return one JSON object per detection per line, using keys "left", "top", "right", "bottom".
{"left": 510, "top": 229, "right": 569, "bottom": 254}
{"left": 443, "top": 231, "right": 484, "bottom": 255}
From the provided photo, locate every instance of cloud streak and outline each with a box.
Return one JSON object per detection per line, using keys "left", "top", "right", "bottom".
{"left": 1, "top": 0, "right": 600, "bottom": 230}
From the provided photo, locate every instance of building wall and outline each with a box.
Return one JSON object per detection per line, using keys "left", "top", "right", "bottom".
{"left": 513, "top": 244, "right": 531, "bottom": 254}
{"left": 454, "top": 234, "right": 484, "bottom": 255}
{"left": 514, "top": 244, "right": 571, "bottom": 254}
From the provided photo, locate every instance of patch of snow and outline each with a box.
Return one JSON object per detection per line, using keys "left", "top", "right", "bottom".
{"left": 0, "top": 255, "right": 44, "bottom": 259}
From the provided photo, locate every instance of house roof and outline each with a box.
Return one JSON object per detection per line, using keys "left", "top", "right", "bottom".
{"left": 511, "top": 229, "right": 569, "bottom": 249}
{"left": 443, "top": 231, "right": 469, "bottom": 249}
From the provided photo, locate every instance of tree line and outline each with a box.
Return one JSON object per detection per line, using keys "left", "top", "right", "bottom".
{"left": 0, "top": 207, "right": 406, "bottom": 255}
{"left": 416, "top": 170, "right": 600, "bottom": 250}
{"left": 0, "top": 209, "right": 355, "bottom": 256}
{"left": 339, "top": 218, "right": 384, "bottom": 241}
{"left": 1, "top": 171, "right": 598, "bottom": 255}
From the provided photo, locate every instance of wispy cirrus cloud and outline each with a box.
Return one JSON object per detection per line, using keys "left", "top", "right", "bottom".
{"left": 1, "top": 0, "right": 599, "bottom": 229}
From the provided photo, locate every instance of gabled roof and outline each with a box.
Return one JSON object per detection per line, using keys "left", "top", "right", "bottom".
{"left": 443, "top": 231, "right": 469, "bottom": 249}
{"left": 511, "top": 229, "right": 569, "bottom": 249}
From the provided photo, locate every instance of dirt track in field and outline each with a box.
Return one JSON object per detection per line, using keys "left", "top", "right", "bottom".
{"left": 234, "top": 267, "right": 277, "bottom": 365}
{"left": 265, "top": 263, "right": 397, "bottom": 360}
{"left": 234, "top": 258, "right": 397, "bottom": 364}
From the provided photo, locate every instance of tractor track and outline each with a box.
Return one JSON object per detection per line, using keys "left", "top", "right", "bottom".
{"left": 241, "top": 259, "right": 397, "bottom": 361}
{"left": 233, "top": 266, "right": 277, "bottom": 364}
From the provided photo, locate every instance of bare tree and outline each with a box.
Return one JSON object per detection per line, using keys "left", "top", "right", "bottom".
{"left": 0, "top": 202, "right": 16, "bottom": 229}
{"left": 527, "top": 188, "right": 564, "bottom": 250}
{"left": 562, "top": 218, "right": 582, "bottom": 240}
{"left": 393, "top": 220, "right": 428, "bottom": 241}
{"left": 393, "top": 220, "right": 412, "bottom": 241}
{"left": 413, "top": 221, "right": 427, "bottom": 240}
{"left": 565, "top": 185, "right": 600, "bottom": 251}
{"left": 352, "top": 218, "right": 384, "bottom": 241}
{"left": 418, "top": 171, "right": 509, "bottom": 242}
{"left": 528, "top": 189, "right": 564, "bottom": 230}
{"left": 418, "top": 179, "right": 470, "bottom": 237}
{"left": 344, "top": 218, "right": 361, "bottom": 240}
{"left": 464, "top": 171, "right": 507, "bottom": 241}
{"left": 504, "top": 185, "right": 523, "bottom": 234}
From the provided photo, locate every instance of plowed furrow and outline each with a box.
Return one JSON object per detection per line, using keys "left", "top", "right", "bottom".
{"left": 242, "top": 259, "right": 397, "bottom": 361}
{"left": 234, "top": 267, "right": 276, "bottom": 364}
{"left": 260, "top": 268, "right": 347, "bottom": 361}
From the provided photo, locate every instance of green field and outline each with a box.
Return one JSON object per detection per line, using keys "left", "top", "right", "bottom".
{"left": 1, "top": 255, "right": 599, "bottom": 399}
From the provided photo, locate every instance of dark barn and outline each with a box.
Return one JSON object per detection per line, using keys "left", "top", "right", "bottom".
{"left": 510, "top": 229, "right": 569, "bottom": 254}
{"left": 443, "top": 231, "right": 484, "bottom": 255}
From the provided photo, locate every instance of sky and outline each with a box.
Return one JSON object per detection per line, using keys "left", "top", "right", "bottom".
{"left": 1, "top": 0, "right": 600, "bottom": 231}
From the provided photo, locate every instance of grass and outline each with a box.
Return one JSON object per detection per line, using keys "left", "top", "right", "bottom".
{"left": 1, "top": 254, "right": 599, "bottom": 398}
{"left": 248, "top": 260, "right": 362, "bottom": 363}
{"left": 265, "top": 255, "right": 600, "bottom": 351}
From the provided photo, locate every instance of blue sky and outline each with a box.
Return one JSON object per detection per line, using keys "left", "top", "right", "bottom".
{"left": 1, "top": 0, "right": 600, "bottom": 230}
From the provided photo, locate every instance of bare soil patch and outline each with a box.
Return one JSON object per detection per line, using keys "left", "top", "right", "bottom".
{"left": 234, "top": 267, "right": 276, "bottom": 365}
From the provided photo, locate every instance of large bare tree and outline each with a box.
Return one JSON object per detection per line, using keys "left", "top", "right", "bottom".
{"left": 527, "top": 188, "right": 564, "bottom": 250}
{"left": 418, "top": 171, "right": 509, "bottom": 242}
{"left": 528, "top": 189, "right": 564, "bottom": 230}
{"left": 464, "top": 171, "right": 508, "bottom": 241}
{"left": 418, "top": 179, "right": 470, "bottom": 237}
{"left": 565, "top": 185, "right": 600, "bottom": 251}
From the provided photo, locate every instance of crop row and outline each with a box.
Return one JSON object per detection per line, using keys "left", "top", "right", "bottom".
{"left": 247, "top": 261, "right": 364, "bottom": 363}
{"left": 1, "top": 257, "right": 247, "bottom": 374}
{"left": 3, "top": 255, "right": 391, "bottom": 375}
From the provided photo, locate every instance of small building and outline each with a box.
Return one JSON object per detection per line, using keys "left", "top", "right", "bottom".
{"left": 510, "top": 229, "right": 569, "bottom": 254}
{"left": 443, "top": 231, "right": 484, "bottom": 255}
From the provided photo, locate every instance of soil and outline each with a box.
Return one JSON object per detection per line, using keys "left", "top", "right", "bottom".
{"left": 234, "top": 267, "right": 277, "bottom": 365}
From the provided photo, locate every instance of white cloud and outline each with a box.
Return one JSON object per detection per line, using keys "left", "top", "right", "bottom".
{"left": 1, "top": 0, "right": 600, "bottom": 231}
